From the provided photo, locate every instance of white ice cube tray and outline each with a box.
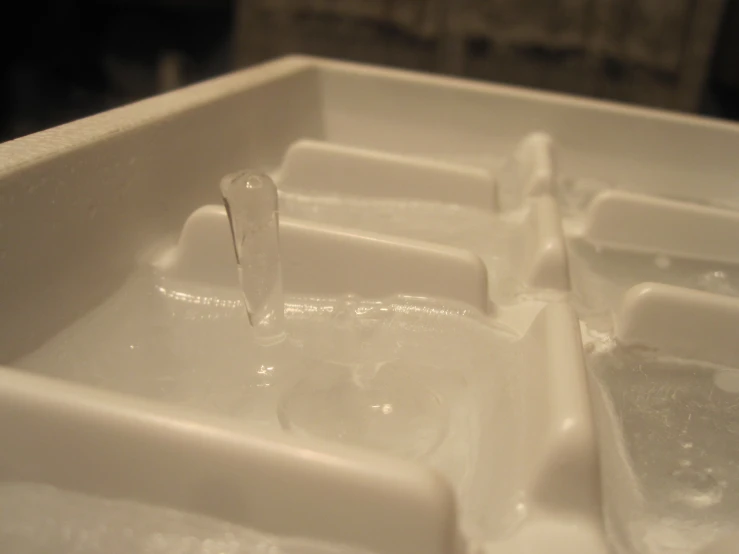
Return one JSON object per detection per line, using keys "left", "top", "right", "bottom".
{"left": 1, "top": 56, "right": 738, "bottom": 554}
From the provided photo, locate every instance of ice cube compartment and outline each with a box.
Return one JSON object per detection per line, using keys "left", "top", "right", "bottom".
{"left": 1, "top": 56, "right": 738, "bottom": 554}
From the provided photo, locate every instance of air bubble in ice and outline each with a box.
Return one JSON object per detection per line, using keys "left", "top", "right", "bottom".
{"left": 695, "top": 271, "right": 738, "bottom": 297}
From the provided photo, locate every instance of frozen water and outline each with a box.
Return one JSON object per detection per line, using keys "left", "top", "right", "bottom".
{"left": 568, "top": 239, "right": 739, "bottom": 321}
{"left": 0, "top": 483, "right": 376, "bottom": 553}
{"left": 12, "top": 268, "right": 526, "bottom": 540}
{"left": 281, "top": 295, "right": 451, "bottom": 461}
{"left": 586, "top": 342, "right": 739, "bottom": 554}
{"left": 277, "top": 190, "right": 524, "bottom": 302}
{"left": 278, "top": 296, "right": 461, "bottom": 463}
{"left": 694, "top": 271, "right": 739, "bottom": 297}
{"left": 220, "top": 171, "right": 285, "bottom": 346}
{"left": 278, "top": 364, "right": 448, "bottom": 458}
{"left": 220, "top": 170, "right": 293, "bottom": 413}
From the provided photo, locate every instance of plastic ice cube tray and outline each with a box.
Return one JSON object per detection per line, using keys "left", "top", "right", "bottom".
{"left": 1, "top": 56, "right": 739, "bottom": 554}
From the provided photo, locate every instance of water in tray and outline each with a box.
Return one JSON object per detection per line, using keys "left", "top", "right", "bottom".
{"left": 587, "top": 340, "right": 739, "bottom": 554}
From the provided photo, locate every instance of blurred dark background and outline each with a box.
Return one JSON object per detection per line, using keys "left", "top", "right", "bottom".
{"left": 2, "top": 0, "right": 739, "bottom": 143}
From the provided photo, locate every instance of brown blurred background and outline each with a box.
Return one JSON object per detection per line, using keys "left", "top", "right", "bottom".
{"left": 2, "top": 0, "right": 739, "bottom": 143}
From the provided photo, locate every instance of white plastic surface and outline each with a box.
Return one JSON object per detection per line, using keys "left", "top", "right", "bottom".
{"left": 615, "top": 282, "right": 739, "bottom": 368}
{"left": 278, "top": 140, "right": 496, "bottom": 209}
{"left": 581, "top": 189, "right": 739, "bottom": 264}
{"left": 273, "top": 143, "right": 569, "bottom": 301}
{"left": 0, "top": 55, "right": 738, "bottom": 554}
